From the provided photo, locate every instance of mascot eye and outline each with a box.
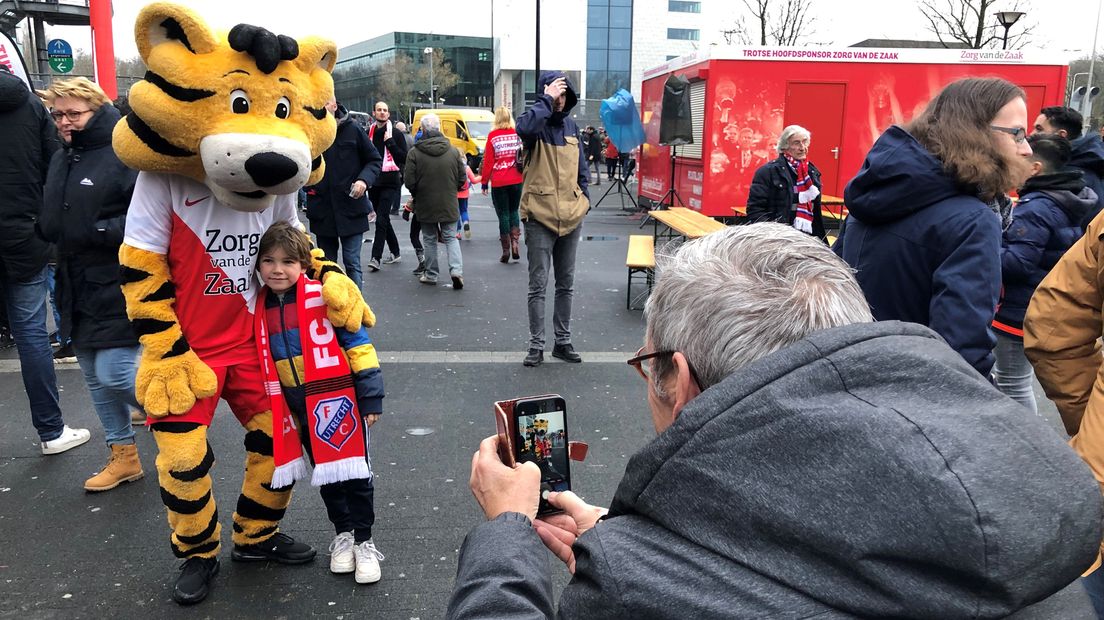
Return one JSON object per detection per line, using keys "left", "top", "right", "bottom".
{"left": 275, "top": 97, "right": 291, "bottom": 119}
{"left": 230, "top": 89, "right": 250, "bottom": 114}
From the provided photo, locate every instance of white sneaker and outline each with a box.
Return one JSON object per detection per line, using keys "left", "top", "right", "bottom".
{"left": 354, "top": 538, "right": 384, "bottom": 584}
{"left": 41, "top": 425, "right": 91, "bottom": 455}
{"left": 328, "top": 532, "right": 355, "bottom": 574}
{"left": 382, "top": 254, "right": 401, "bottom": 265}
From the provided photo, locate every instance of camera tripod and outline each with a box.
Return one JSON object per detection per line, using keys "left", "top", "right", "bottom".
{"left": 640, "top": 145, "right": 686, "bottom": 228}
{"left": 594, "top": 156, "right": 638, "bottom": 211}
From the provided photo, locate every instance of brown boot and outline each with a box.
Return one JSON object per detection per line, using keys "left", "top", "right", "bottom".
{"left": 499, "top": 234, "right": 510, "bottom": 263}
{"left": 510, "top": 227, "right": 521, "bottom": 261}
{"left": 84, "top": 443, "right": 144, "bottom": 492}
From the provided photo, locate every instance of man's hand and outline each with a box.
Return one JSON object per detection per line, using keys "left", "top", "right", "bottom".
{"left": 532, "top": 491, "right": 608, "bottom": 573}
{"left": 469, "top": 435, "right": 541, "bottom": 521}
{"left": 544, "top": 77, "right": 567, "bottom": 100}
{"left": 350, "top": 180, "right": 368, "bottom": 199}
{"left": 364, "top": 413, "right": 381, "bottom": 428}
{"left": 481, "top": 187, "right": 489, "bottom": 196}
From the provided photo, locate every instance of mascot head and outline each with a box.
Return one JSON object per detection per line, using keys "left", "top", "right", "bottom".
{"left": 113, "top": 2, "right": 338, "bottom": 212}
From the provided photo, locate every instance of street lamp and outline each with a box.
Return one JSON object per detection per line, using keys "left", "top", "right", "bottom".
{"left": 996, "top": 11, "right": 1025, "bottom": 50}
{"left": 423, "top": 47, "right": 435, "bottom": 109}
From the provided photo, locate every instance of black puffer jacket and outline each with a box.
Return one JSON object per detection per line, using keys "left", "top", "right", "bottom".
{"left": 39, "top": 104, "right": 138, "bottom": 349}
{"left": 306, "top": 114, "right": 383, "bottom": 237}
{"left": 747, "top": 155, "right": 826, "bottom": 240}
{"left": 0, "top": 70, "right": 59, "bottom": 280}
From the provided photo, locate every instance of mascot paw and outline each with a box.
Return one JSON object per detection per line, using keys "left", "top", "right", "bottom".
{"left": 136, "top": 350, "right": 218, "bottom": 417}
{"left": 322, "top": 274, "right": 376, "bottom": 331}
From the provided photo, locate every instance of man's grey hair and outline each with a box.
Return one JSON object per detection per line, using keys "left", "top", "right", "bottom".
{"left": 421, "top": 113, "right": 441, "bottom": 132}
{"left": 644, "top": 223, "right": 872, "bottom": 393}
{"left": 776, "top": 125, "right": 811, "bottom": 154}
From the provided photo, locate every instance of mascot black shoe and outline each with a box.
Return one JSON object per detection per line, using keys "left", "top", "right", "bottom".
{"left": 113, "top": 3, "right": 375, "bottom": 605}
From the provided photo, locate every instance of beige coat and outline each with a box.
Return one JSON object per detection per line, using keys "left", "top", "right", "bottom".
{"left": 520, "top": 138, "right": 589, "bottom": 236}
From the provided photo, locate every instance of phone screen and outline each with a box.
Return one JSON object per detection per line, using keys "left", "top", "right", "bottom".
{"left": 513, "top": 397, "right": 570, "bottom": 514}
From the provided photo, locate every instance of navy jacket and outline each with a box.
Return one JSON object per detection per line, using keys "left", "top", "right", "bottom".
{"left": 40, "top": 104, "right": 138, "bottom": 349}
{"left": 995, "top": 171, "right": 1096, "bottom": 334}
{"left": 1069, "top": 133, "right": 1104, "bottom": 228}
{"left": 448, "top": 321, "right": 1101, "bottom": 619}
{"left": 835, "top": 126, "right": 1002, "bottom": 376}
{"left": 0, "top": 70, "right": 58, "bottom": 280}
{"left": 306, "top": 117, "right": 382, "bottom": 237}
{"left": 516, "top": 71, "right": 589, "bottom": 201}
{"left": 747, "top": 155, "right": 826, "bottom": 240}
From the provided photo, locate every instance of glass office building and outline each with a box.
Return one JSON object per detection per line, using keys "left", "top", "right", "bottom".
{"left": 334, "top": 32, "right": 492, "bottom": 119}
{"left": 586, "top": 0, "right": 633, "bottom": 99}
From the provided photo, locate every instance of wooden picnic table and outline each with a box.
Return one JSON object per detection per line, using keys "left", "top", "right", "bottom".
{"left": 650, "top": 207, "right": 727, "bottom": 242}
{"left": 732, "top": 199, "right": 849, "bottom": 221}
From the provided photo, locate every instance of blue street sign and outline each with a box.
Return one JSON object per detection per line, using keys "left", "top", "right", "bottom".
{"left": 47, "top": 39, "right": 72, "bottom": 57}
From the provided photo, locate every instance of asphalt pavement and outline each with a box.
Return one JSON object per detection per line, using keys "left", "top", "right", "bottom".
{"left": 0, "top": 186, "right": 1084, "bottom": 618}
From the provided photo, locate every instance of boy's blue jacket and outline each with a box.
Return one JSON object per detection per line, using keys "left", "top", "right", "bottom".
{"left": 263, "top": 282, "right": 384, "bottom": 418}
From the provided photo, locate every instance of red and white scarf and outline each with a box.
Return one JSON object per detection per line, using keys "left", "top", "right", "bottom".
{"left": 784, "top": 153, "right": 819, "bottom": 234}
{"left": 255, "top": 276, "right": 369, "bottom": 488}
{"left": 368, "top": 124, "right": 401, "bottom": 173}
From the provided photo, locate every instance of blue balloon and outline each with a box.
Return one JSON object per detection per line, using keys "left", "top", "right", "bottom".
{"left": 600, "top": 89, "right": 645, "bottom": 153}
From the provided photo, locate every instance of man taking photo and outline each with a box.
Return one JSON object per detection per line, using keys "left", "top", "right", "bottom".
{"left": 448, "top": 224, "right": 1103, "bottom": 618}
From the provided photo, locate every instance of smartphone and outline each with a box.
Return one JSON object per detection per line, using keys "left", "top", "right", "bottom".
{"left": 513, "top": 395, "right": 570, "bottom": 515}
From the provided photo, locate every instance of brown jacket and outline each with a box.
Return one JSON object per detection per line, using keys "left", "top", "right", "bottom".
{"left": 520, "top": 139, "right": 589, "bottom": 236}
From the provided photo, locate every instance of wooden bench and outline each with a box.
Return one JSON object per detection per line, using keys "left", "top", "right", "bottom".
{"left": 626, "top": 235, "right": 655, "bottom": 310}
{"left": 650, "top": 207, "right": 727, "bottom": 242}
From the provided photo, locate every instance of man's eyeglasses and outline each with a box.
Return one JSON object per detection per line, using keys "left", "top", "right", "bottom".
{"left": 990, "top": 125, "right": 1027, "bottom": 144}
{"left": 50, "top": 109, "right": 92, "bottom": 122}
{"left": 627, "top": 346, "right": 705, "bottom": 389}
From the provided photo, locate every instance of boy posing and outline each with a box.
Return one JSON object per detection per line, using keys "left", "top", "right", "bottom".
{"left": 255, "top": 222, "right": 386, "bottom": 583}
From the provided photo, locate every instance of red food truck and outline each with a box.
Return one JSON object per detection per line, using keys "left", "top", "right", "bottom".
{"left": 637, "top": 47, "right": 1070, "bottom": 218}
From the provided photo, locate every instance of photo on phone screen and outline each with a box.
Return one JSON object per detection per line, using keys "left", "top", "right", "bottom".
{"left": 513, "top": 397, "right": 570, "bottom": 511}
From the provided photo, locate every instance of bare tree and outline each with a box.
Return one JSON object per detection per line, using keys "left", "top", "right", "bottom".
{"left": 721, "top": 0, "right": 816, "bottom": 46}
{"left": 918, "top": 0, "right": 1035, "bottom": 49}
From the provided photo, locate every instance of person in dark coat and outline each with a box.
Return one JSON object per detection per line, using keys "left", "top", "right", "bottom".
{"left": 365, "top": 100, "right": 408, "bottom": 272}
{"left": 746, "top": 124, "right": 825, "bottom": 240}
{"left": 992, "top": 133, "right": 1096, "bottom": 414}
{"left": 305, "top": 100, "right": 382, "bottom": 290}
{"left": 584, "top": 126, "right": 603, "bottom": 186}
{"left": 39, "top": 77, "right": 143, "bottom": 490}
{"left": 403, "top": 113, "right": 466, "bottom": 289}
{"left": 835, "top": 77, "right": 1034, "bottom": 377}
{"left": 0, "top": 65, "right": 90, "bottom": 455}
{"left": 448, "top": 224, "right": 1101, "bottom": 619}
{"left": 1031, "top": 106, "right": 1104, "bottom": 228}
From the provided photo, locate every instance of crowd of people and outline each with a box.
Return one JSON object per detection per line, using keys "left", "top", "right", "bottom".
{"left": 12, "top": 53, "right": 1104, "bottom": 615}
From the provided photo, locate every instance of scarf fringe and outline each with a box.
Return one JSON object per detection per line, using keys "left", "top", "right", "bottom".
{"left": 311, "top": 457, "right": 373, "bottom": 487}
{"left": 272, "top": 456, "right": 310, "bottom": 489}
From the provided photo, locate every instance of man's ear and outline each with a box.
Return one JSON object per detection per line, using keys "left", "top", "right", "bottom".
{"left": 668, "top": 352, "right": 701, "bottom": 421}
{"left": 1058, "top": 129, "right": 1069, "bottom": 139}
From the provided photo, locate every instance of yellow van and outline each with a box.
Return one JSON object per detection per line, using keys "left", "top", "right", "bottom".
{"left": 410, "top": 108, "right": 495, "bottom": 170}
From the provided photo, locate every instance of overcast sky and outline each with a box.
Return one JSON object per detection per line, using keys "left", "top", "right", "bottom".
{"left": 29, "top": 0, "right": 1104, "bottom": 62}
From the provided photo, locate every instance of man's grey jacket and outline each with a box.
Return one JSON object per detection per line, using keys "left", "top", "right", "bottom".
{"left": 447, "top": 321, "right": 1103, "bottom": 618}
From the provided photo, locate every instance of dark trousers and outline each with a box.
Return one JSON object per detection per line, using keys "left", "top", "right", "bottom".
{"left": 320, "top": 475, "right": 376, "bottom": 543}
{"left": 409, "top": 213, "right": 423, "bottom": 253}
{"left": 297, "top": 411, "right": 377, "bottom": 543}
{"left": 369, "top": 186, "right": 401, "bottom": 261}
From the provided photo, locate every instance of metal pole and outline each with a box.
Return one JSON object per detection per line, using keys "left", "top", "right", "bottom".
{"left": 535, "top": 0, "right": 541, "bottom": 84}
{"left": 429, "top": 50, "right": 435, "bottom": 109}
{"left": 1084, "top": 0, "right": 1102, "bottom": 134}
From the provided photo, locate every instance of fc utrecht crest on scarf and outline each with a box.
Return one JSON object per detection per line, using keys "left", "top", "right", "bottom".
{"left": 314, "top": 396, "right": 358, "bottom": 450}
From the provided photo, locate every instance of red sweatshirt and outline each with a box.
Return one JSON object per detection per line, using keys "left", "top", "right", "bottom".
{"left": 480, "top": 128, "right": 524, "bottom": 190}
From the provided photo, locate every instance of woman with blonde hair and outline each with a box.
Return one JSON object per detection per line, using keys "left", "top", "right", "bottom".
{"left": 835, "top": 77, "right": 1033, "bottom": 377}
{"left": 39, "top": 77, "right": 143, "bottom": 491}
{"left": 480, "top": 106, "right": 525, "bottom": 262}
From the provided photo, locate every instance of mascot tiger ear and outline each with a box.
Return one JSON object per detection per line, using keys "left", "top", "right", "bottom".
{"left": 134, "top": 2, "right": 219, "bottom": 62}
{"left": 296, "top": 37, "right": 338, "bottom": 75}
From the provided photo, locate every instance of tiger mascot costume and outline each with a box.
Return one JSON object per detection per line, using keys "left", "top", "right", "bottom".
{"left": 111, "top": 3, "right": 373, "bottom": 604}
